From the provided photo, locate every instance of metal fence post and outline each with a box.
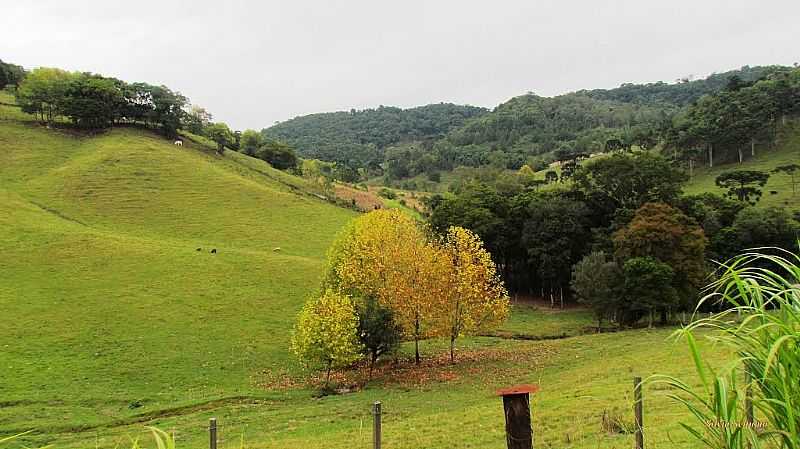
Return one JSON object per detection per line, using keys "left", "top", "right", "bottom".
{"left": 209, "top": 418, "right": 217, "bottom": 449}
{"left": 373, "top": 401, "right": 382, "bottom": 449}
{"left": 634, "top": 377, "right": 644, "bottom": 449}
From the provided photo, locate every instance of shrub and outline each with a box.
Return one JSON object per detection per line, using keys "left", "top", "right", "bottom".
{"left": 356, "top": 296, "right": 402, "bottom": 379}
{"left": 378, "top": 188, "right": 396, "bottom": 199}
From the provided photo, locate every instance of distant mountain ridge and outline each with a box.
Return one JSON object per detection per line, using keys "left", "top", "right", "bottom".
{"left": 263, "top": 103, "right": 487, "bottom": 165}
{"left": 261, "top": 65, "right": 796, "bottom": 183}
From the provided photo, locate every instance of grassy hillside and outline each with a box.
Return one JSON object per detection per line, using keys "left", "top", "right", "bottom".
{"left": 684, "top": 122, "right": 800, "bottom": 211}
{"left": 2, "top": 91, "right": 733, "bottom": 449}
{"left": 0, "top": 92, "right": 358, "bottom": 439}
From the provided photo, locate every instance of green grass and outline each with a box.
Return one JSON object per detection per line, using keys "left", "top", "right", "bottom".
{"left": 498, "top": 302, "right": 596, "bottom": 338}
{"left": 0, "top": 106, "right": 357, "bottom": 443}
{"left": 1, "top": 95, "right": 736, "bottom": 449}
{"left": 31, "top": 328, "right": 730, "bottom": 449}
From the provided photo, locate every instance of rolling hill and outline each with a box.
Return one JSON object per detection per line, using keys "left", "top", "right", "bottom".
{"left": 0, "top": 92, "right": 357, "bottom": 440}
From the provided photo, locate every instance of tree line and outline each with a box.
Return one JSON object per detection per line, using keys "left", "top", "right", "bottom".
{"left": 427, "top": 151, "right": 800, "bottom": 329}
{"left": 14, "top": 67, "right": 188, "bottom": 135}
{"left": 2, "top": 61, "right": 300, "bottom": 171}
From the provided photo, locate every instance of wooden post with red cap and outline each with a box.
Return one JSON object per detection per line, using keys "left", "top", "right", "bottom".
{"left": 497, "top": 384, "right": 539, "bottom": 449}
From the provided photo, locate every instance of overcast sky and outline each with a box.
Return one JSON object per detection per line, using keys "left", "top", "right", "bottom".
{"left": 3, "top": 1, "right": 798, "bottom": 130}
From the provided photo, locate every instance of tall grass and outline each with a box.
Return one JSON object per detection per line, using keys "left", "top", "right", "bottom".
{"left": 655, "top": 247, "right": 800, "bottom": 448}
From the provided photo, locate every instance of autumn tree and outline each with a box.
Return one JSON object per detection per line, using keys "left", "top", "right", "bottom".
{"left": 613, "top": 202, "right": 707, "bottom": 315}
{"left": 715, "top": 170, "right": 770, "bottom": 205}
{"left": 434, "top": 226, "right": 509, "bottom": 362}
{"left": 325, "top": 209, "right": 440, "bottom": 364}
{"left": 290, "top": 289, "right": 362, "bottom": 387}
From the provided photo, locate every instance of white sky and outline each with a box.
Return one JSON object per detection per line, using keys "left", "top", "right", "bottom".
{"left": 2, "top": 0, "right": 798, "bottom": 130}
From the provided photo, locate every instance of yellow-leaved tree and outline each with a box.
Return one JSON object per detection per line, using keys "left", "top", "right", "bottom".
{"left": 325, "top": 209, "right": 440, "bottom": 364}
{"left": 290, "top": 289, "right": 362, "bottom": 386}
{"left": 434, "top": 226, "right": 510, "bottom": 362}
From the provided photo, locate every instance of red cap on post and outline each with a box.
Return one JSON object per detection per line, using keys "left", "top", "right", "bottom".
{"left": 496, "top": 384, "right": 539, "bottom": 396}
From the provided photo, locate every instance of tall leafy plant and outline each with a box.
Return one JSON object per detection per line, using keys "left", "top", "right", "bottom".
{"left": 656, "top": 247, "right": 800, "bottom": 448}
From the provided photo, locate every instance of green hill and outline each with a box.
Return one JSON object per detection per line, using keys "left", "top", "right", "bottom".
{"left": 263, "top": 103, "right": 488, "bottom": 165}
{"left": 0, "top": 92, "right": 357, "bottom": 438}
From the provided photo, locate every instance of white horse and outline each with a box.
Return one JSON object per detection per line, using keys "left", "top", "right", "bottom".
{"left": 174, "top": 140, "right": 183, "bottom": 147}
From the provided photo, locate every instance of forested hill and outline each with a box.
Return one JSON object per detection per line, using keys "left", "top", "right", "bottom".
{"left": 262, "top": 103, "right": 487, "bottom": 164}
{"left": 580, "top": 65, "right": 784, "bottom": 106}
{"left": 434, "top": 65, "right": 792, "bottom": 170}
{"left": 261, "top": 65, "right": 794, "bottom": 184}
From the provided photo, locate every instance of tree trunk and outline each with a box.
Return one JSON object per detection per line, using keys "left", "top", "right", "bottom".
{"left": 660, "top": 309, "right": 668, "bottom": 325}
{"left": 688, "top": 158, "right": 694, "bottom": 178}
{"left": 751, "top": 138, "right": 756, "bottom": 157}
{"left": 648, "top": 311, "right": 653, "bottom": 329}
{"left": 559, "top": 287, "right": 564, "bottom": 309}
{"left": 708, "top": 143, "right": 713, "bottom": 168}
{"left": 450, "top": 335, "right": 456, "bottom": 363}
{"left": 414, "top": 319, "right": 421, "bottom": 364}
{"left": 325, "top": 362, "right": 332, "bottom": 388}
{"left": 738, "top": 147, "right": 743, "bottom": 164}
{"left": 549, "top": 287, "right": 554, "bottom": 308}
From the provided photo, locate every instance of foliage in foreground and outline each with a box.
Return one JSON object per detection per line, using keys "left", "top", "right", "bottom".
{"left": 655, "top": 247, "right": 800, "bottom": 449}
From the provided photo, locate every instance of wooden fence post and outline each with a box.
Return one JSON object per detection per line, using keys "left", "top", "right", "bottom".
{"left": 634, "top": 377, "right": 644, "bottom": 449}
{"left": 209, "top": 418, "right": 217, "bottom": 449}
{"left": 497, "top": 384, "right": 539, "bottom": 449}
{"left": 373, "top": 401, "right": 382, "bottom": 449}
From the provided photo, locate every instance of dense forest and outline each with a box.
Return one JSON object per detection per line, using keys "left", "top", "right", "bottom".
{"left": 581, "top": 65, "right": 782, "bottom": 106}
{"left": 261, "top": 65, "right": 796, "bottom": 183}
{"left": 263, "top": 104, "right": 487, "bottom": 171}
